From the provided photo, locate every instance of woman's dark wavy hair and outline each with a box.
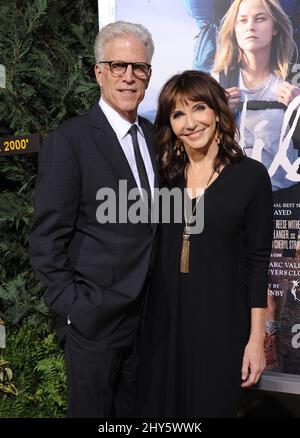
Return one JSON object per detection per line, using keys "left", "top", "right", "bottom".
{"left": 154, "top": 70, "right": 244, "bottom": 184}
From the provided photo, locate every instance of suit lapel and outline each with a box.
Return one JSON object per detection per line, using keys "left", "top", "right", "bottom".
{"left": 88, "top": 103, "right": 158, "bottom": 232}
{"left": 88, "top": 103, "right": 137, "bottom": 192}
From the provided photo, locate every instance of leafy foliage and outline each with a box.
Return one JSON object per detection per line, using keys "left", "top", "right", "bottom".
{"left": 0, "top": 0, "right": 98, "bottom": 136}
{"left": 0, "top": 273, "right": 48, "bottom": 335}
{"left": 0, "top": 326, "right": 66, "bottom": 417}
{"left": 0, "top": 0, "right": 99, "bottom": 417}
{"left": 0, "top": 359, "right": 18, "bottom": 396}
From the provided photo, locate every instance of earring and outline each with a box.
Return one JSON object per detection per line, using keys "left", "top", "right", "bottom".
{"left": 215, "top": 120, "right": 223, "bottom": 146}
{"left": 174, "top": 139, "right": 185, "bottom": 157}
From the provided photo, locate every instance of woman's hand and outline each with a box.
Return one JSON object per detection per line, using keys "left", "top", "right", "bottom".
{"left": 277, "top": 81, "right": 300, "bottom": 106}
{"left": 241, "top": 338, "right": 266, "bottom": 388}
{"left": 225, "top": 87, "right": 241, "bottom": 112}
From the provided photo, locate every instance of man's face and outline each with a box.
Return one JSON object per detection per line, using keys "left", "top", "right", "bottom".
{"left": 95, "top": 35, "right": 151, "bottom": 122}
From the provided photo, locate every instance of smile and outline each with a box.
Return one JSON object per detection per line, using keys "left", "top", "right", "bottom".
{"left": 184, "top": 128, "right": 206, "bottom": 139}
{"left": 118, "top": 89, "right": 136, "bottom": 94}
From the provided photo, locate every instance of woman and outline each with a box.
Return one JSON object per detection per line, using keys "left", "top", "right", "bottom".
{"left": 213, "top": 0, "right": 300, "bottom": 192}
{"left": 136, "top": 70, "right": 273, "bottom": 418}
{"left": 213, "top": 0, "right": 300, "bottom": 371}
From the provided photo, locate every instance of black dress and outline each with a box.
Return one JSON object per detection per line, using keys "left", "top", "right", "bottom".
{"left": 137, "top": 157, "right": 273, "bottom": 418}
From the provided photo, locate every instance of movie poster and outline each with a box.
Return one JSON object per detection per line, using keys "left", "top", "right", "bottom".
{"left": 116, "top": 0, "right": 300, "bottom": 376}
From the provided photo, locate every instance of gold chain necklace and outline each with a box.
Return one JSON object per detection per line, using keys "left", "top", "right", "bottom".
{"left": 180, "top": 168, "right": 215, "bottom": 274}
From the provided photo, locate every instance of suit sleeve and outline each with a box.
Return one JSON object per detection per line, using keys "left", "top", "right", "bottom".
{"left": 29, "top": 129, "right": 80, "bottom": 319}
{"left": 244, "top": 164, "right": 273, "bottom": 307}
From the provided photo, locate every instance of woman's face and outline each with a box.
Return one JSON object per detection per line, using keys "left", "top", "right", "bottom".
{"left": 235, "top": 0, "right": 276, "bottom": 55}
{"left": 170, "top": 98, "right": 218, "bottom": 154}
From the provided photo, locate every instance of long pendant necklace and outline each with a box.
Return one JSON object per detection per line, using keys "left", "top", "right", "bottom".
{"left": 180, "top": 168, "right": 216, "bottom": 274}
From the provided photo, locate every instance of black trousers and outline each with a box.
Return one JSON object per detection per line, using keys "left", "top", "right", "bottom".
{"left": 62, "top": 282, "right": 150, "bottom": 419}
{"left": 64, "top": 323, "right": 141, "bottom": 418}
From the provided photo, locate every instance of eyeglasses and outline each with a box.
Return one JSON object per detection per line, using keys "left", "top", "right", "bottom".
{"left": 99, "top": 60, "right": 151, "bottom": 79}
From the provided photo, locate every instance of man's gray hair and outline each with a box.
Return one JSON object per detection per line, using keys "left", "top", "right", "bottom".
{"left": 94, "top": 21, "right": 154, "bottom": 64}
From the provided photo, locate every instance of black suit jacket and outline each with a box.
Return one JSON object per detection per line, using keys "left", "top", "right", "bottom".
{"left": 29, "top": 102, "right": 158, "bottom": 340}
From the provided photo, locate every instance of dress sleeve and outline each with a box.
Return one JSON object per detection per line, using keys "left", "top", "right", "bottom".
{"left": 244, "top": 163, "right": 273, "bottom": 307}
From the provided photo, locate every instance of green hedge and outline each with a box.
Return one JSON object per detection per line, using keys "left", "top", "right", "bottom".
{"left": 0, "top": 0, "right": 99, "bottom": 417}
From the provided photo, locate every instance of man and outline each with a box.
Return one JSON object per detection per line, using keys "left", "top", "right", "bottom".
{"left": 29, "top": 21, "right": 157, "bottom": 418}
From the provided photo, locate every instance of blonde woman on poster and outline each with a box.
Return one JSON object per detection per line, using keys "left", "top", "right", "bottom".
{"left": 213, "top": 0, "right": 300, "bottom": 188}
{"left": 213, "top": 0, "right": 300, "bottom": 371}
{"left": 184, "top": 0, "right": 300, "bottom": 76}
